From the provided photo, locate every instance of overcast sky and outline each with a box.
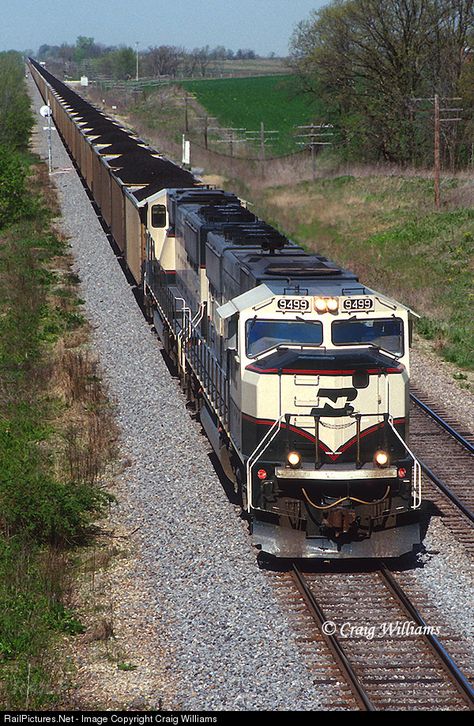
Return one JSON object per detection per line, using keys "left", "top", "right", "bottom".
{"left": 1, "top": 0, "right": 327, "bottom": 57}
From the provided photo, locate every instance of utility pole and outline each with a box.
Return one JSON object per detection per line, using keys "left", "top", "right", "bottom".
{"left": 412, "top": 95, "right": 462, "bottom": 210}
{"left": 185, "top": 94, "right": 189, "bottom": 132}
{"left": 196, "top": 115, "right": 218, "bottom": 149}
{"left": 177, "top": 93, "right": 193, "bottom": 133}
{"left": 214, "top": 128, "right": 247, "bottom": 157}
{"left": 295, "top": 123, "right": 334, "bottom": 180}
{"left": 203, "top": 114, "right": 209, "bottom": 149}
{"left": 135, "top": 42, "right": 139, "bottom": 82}
{"left": 434, "top": 94, "right": 440, "bottom": 210}
{"left": 245, "top": 122, "right": 279, "bottom": 177}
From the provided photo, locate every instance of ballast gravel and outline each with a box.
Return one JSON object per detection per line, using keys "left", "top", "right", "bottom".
{"left": 29, "top": 78, "right": 473, "bottom": 711}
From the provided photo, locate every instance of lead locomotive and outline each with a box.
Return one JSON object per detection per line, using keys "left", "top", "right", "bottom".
{"left": 144, "top": 188, "right": 421, "bottom": 559}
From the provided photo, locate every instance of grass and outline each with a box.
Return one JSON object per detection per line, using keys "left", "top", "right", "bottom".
{"left": 0, "top": 156, "right": 117, "bottom": 708}
{"left": 180, "top": 75, "right": 325, "bottom": 155}
{"left": 255, "top": 175, "right": 474, "bottom": 369}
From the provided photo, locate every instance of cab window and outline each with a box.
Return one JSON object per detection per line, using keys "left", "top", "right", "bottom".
{"left": 332, "top": 318, "right": 404, "bottom": 356}
{"left": 151, "top": 204, "right": 167, "bottom": 228}
{"left": 246, "top": 319, "right": 323, "bottom": 357}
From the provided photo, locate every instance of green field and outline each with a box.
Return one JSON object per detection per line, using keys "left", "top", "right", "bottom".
{"left": 180, "top": 75, "right": 325, "bottom": 155}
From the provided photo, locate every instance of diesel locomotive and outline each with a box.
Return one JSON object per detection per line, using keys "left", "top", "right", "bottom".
{"left": 29, "top": 59, "right": 422, "bottom": 559}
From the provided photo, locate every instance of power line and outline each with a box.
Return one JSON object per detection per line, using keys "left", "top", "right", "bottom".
{"left": 245, "top": 122, "right": 279, "bottom": 163}
{"left": 213, "top": 127, "right": 248, "bottom": 157}
{"left": 295, "top": 123, "right": 334, "bottom": 180}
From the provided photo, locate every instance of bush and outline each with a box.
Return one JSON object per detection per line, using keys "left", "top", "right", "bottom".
{"left": 0, "top": 146, "right": 30, "bottom": 228}
{"left": 0, "top": 51, "right": 33, "bottom": 150}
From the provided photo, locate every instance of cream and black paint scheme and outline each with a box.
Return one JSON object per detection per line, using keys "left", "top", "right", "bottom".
{"left": 215, "top": 287, "right": 420, "bottom": 558}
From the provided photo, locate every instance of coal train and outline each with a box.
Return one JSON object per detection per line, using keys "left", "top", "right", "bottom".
{"left": 29, "top": 59, "right": 422, "bottom": 559}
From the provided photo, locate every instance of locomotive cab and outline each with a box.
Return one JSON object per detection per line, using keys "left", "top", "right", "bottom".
{"left": 218, "top": 286, "right": 421, "bottom": 559}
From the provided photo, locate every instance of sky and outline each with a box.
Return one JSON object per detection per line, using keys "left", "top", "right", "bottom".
{"left": 1, "top": 0, "right": 327, "bottom": 57}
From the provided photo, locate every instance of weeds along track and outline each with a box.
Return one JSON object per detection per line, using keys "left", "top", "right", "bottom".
{"left": 270, "top": 565, "right": 474, "bottom": 711}
{"left": 410, "top": 390, "right": 474, "bottom": 553}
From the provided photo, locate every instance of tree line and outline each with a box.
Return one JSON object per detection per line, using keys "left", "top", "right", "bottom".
{"left": 36, "top": 36, "right": 263, "bottom": 81}
{"left": 0, "top": 51, "right": 34, "bottom": 227}
{"left": 290, "top": 0, "right": 473, "bottom": 167}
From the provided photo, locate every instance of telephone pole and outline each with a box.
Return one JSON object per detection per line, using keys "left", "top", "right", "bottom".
{"left": 177, "top": 93, "right": 192, "bottom": 132}
{"left": 196, "top": 115, "right": 218, "bottom": 149}
{"left": 214, "top": 128, "right": 247, "bottom": 157}
{"left": 434, "top": 95, "right": 440, "bottom": 209}
{"left": 295, "top": 123, "right": 334, "bottom": 180}
{"left": 412, "top": 95, "right": 462, "bottom": 210}
{"left": 245, "top": 122, "right": 279, "bottom": 177}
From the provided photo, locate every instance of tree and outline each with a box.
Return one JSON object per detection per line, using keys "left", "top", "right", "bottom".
{"left": 109, "top": 46, "right": 136, "bottom": 80}
{"left": 145, "top": 45, "right": 181, "bottom": 77}
{"left": 235, "top": 48, "right": 257, "bottom": 59}
{"left": 458, "top": 44, "right": 474, "bottom": 164}
{"left": 0, "top": 145, "right": 29, "bottom": 228}
{"left": 290, "top": 0, "right": 473, "bottom": 165}
{"left": 191, "top": 46, "right": 211, "bottom": 77}
{"left": 74, "top": 36, "right": 97, "bottom": 64}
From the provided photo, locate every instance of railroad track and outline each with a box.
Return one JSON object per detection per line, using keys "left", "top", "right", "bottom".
{"left": 409, "top": 390, "right": 474, "bottom": 552}
{"left": 274, "top": 564, "right": 474, "bottom": 711}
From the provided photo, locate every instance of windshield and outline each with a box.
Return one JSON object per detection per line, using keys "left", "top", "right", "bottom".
{"left": 332, "top": 318, "right": 404, "bottom": 356}
{"left": 246, "top": 319, "right": 323, "bottom": 357}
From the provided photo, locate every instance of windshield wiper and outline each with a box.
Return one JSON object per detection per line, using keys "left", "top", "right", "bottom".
{"left": 251, "top": 342, "right": 326, "bottom": 360}
{"left": 295, "top": 315, "right": 321, "bottom": 325}
{"left": 364, "top": 343, "right": 401, "bottom": 360}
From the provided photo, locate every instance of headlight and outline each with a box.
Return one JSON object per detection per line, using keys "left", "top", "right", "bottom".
{"left": 314, "top": 297, "right": 327, "bottom": 313}
{"left": 374, "top": 450, "right": 389, "bottom": 468}
{"left": 314, "top": 296, "right": 338, "bottom": 313}
{"left": 287, "top": 451, "right": 302, "bottom": 469}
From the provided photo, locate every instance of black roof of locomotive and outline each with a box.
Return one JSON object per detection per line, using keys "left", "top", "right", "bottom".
{"left": 196, "top": 204, "right": 256, "bottom": 224}
{"left": 169, "top": 188, "right": 238, "bottom": 206}
{"left": 207, "top": 220, "right": 289, "bottom": 247}
{"left": 226, "top": 248, "right": 349, "bottom": 282}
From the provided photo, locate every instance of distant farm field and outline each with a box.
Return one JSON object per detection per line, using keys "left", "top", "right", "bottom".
{"left": 180, "top": 75, "right": 325, "bottom": 155}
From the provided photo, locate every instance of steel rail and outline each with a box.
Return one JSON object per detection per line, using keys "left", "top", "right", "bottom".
{"left": 380, "top": 563, "right": 474, "bottom": 709}
{"left": 409, "top": 393, "right": 474, "bottom": 523}
{"left": 419, "top": 459, "right": 474, "bottom": 523}
{"left": 294, "top": 564, "right": 474, "bottom": 711}
{"left": 291, "top": 565, "right": 375, "bottom": 712}
{"left": 410, "top": 392, "right": 474, "bottom": 455}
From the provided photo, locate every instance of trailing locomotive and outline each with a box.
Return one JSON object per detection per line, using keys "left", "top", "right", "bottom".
{"left": 29, "top": 59, "right": 422, "bottom": 559}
